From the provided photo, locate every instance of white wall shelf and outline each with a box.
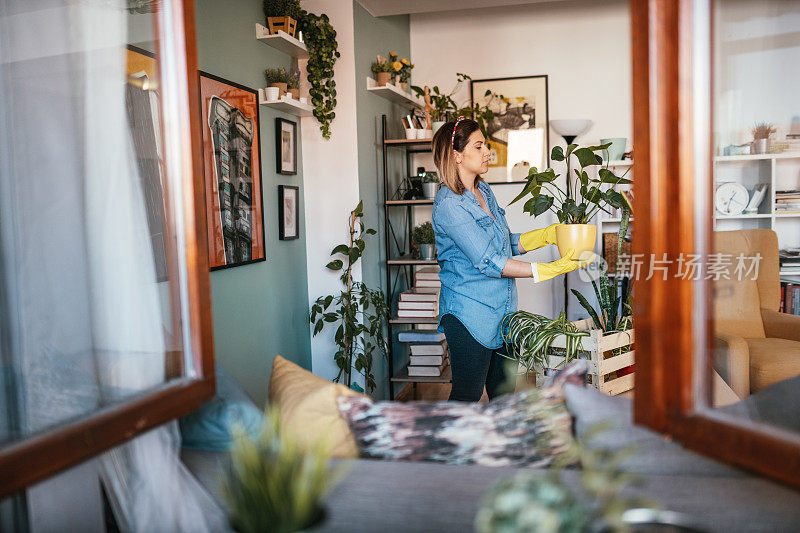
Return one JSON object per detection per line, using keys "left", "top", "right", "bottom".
{"left": 366, "top": 77, "right": 423, "bottom": 108}
{"left": 255, "top": 24, "right": 308, "bottom": 58}
{"left": 714, "top": 152, "right": 800, "bottom": 163}
{"left": 259, "top": 94, "right": 313, "bottom": 117}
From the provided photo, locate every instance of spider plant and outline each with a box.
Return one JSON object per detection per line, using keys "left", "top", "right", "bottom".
{"left": 500, "top": 311, "right": 589, "bottom": 374}
{"left": 571, "top": 204, "right": 633, "bottom": 334}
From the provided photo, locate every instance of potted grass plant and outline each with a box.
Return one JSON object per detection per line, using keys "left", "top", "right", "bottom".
{"left": 412, "top": 221, "right": 435, "bottom": 260}
{"left": 752, "top": 122, "right": 776, "bottom": 155}
{"left": 265, "top": 67, "right": 293, "bottom": 97}
{"left": 509, "top": 143, "right": 631, "bottom": 261}
{"left": 287, "top": 66, "right": 301, "bottom": 99}
{"left": 371, "top": 57, "right": 393, "bottom": 87}
{"left": 263, "top": 0, "right": 301, "bottom": 38}
{"left": 422, "top": 172, "right": 439, "bottom": 199}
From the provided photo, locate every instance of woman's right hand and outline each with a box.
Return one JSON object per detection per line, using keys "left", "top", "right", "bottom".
{"left": 534, "top": 249, "right": 594, "bottom": 282}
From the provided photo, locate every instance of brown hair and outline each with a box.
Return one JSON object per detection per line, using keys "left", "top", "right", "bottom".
{"left": 432, "top": 118, "right": 481, "bottom": 194}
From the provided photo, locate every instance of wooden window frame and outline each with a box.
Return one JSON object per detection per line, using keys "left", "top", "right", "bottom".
{"left": 631, "top": 0, "right": 800, "bottom": 488}
{"left": 0, "top": 0, "right": 214, "bottom": 497}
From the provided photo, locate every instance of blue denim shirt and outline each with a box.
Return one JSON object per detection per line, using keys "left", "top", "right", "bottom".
{"left": 432, "top": 180, "right": 523, "bottom": 349}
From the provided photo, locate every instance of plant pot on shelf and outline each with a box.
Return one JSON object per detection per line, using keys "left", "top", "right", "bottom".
{"left": 422, "top": 182, "right": 439, "bottom": 199}
{"left": 432, "top": 121, "right": 445, "bottom": 134}
{"left": 376, "top": 72, "right": 391, "bottom": 87}
{"left": 288, "top": 88, "right": 300, "bottom": 99}
{"left": 397, "top": 81, "right": 409, "bottom": 92}
{"left": 270, "top": 82, "right": 287, "bottom": 97}
{"left": 266, "top": 16, "right": 297, "bottom": 37}
{"left": 753, "top": 138, "right": 770, "bottom": 154}
{"left": 599, "top": 137, "right": 627, "bottom": 161}
{"left": 556, "top": 224, "right": 597, "bottom": 261}
{"left": 418, "top": 243, "right": 435, "bottom": 260}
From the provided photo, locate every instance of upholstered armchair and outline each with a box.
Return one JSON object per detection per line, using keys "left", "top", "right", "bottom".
{"left": 713, "top": 229, "right": 800, "bottom": 397}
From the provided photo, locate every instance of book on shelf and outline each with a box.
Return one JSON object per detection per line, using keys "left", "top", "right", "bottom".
{"left": 397, "top": 308, "right": 438, "bottom": 318}
{"left": 415, "top": 323, "right": 439, "bottom": 330}
{"left": 400, "top": 289, "right": 439, "bottom": 302}
{"left": 415, "top": 279, "right": 441, "bottom": 288}
{"left": 780, "top": 281, "right": 800, "bottom": 315}
{"left": 408, "top": 360, "right": 448, "bottom": 377}
{"left": 414, "top": 266, "right": 440, "bottom": 281}
{"left": 397, "top": 300, "right": 437, "bottom": 311}
{"left": 409, "top": 341, "right": 446, "bottom": 355}
{"left": 410, "top": 286, "right": 440, "bottom": 294}
{"left": 398, "top": 331, "right": 445, "bottom": 343}
{"left": 409, "top": 354, "right": 446, "bottom": 366}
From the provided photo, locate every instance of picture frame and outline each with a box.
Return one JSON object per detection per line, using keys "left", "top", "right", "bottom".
{"left": 198, "top": 71, "right": 266, "bottom": 270}
{"left": 278, "top": 185, "right": 300, "bottom": 240}
{"left": 470, "top": 75, "right": 550, "bottom": 183}
{"left": 276, "top": 117, "right": 297, "bottom": 175}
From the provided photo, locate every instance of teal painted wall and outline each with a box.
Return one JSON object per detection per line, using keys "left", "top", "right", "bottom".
{"left": 353, "top": 2, "right": 411, "bottom": 400}
{"left": 195, "top": 0, "right": 312, "bottom": 406}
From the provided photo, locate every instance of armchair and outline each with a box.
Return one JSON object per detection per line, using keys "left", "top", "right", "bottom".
{"left": 713, "top": 229, "right": 800, "bottom": 397}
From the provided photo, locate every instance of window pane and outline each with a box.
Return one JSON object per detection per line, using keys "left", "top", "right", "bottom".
{"left": 0, "top": 1, "right": 189, "bottom": 446}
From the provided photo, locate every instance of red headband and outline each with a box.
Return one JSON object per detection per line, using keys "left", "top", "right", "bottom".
{"left": 451, "top": 116, "right": 465, "bottom": 145}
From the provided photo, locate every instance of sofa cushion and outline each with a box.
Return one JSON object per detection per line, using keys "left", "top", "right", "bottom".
{"left": 268, "top": 355, "right": 366, "bottom": 459}
{"left": 746, "top": 337, "right": 800, "bottom": 393}
{"left": 719, "top": 374, "right": 800, "bottom": 434}
{"left": 564, "top": 384, "right": 743, "bottom": 477}
{"left": 179, "top": 365, "right": 263, "bottom": 452}
{"left": 335, "top": 363, "right": 586, "bottom": 467}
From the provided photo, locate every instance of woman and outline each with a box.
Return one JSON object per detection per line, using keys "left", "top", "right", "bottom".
{"left": 431, "top": 117, "right": 589, "bottom": 402}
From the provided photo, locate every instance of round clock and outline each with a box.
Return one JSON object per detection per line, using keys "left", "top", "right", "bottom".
{"left": 714, "top": 182, "right": 749, "bottom": 216}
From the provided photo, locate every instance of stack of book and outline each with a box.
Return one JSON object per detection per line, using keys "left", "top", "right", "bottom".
{"left": 775, "top": 190, "right": 800, "bottom": 214}
{"left": 414, "top": 266, "right": 441, "bottom": 290}
{"left": 780, "top": 248, "right": 800, "bottom": 275}
{"left": 398, "top": 330, "right": 450, "bottom": 377}
{"left": 780, "top": 280, "right": 800, "bottom": 315}
{"left": 397, "top": 288, "right": 438, "bottom": 319}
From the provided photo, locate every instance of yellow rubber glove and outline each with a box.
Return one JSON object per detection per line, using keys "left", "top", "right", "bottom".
{"left": 534, "top": 248, "right": 595, "bottom": 282}
{"left": 519, "top": 223, "right": 564, "bottom": 252}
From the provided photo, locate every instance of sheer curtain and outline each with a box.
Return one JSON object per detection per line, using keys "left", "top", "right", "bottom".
{"left": 0, "top": 0, "right": 226, "bottom": 530}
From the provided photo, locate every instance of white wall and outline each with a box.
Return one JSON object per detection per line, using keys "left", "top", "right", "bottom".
{"left": 409, "top": 0, "right": 632, "bottom": 319}
{"left": 300, "top": 0, "right": 365, "bottom": 387}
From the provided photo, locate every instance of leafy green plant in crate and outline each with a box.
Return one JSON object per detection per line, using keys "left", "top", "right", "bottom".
{"left": 310, "top": 201, "right": 389, "bottom": 393}
{"left": 500, "top": 311, "right": 589, "bottom": 375}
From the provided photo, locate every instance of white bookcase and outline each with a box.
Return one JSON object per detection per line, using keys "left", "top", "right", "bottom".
{"left": 595, "top": 154, "right": 800, "bottom": 279}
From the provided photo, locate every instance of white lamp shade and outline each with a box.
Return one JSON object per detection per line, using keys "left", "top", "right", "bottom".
{"left": 550, "top": 119, "right": 593, "bottom": 137}
{"left": 507, "top": 128, "right": 545, "bottom": 179}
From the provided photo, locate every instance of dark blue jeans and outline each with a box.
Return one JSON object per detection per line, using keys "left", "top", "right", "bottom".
{"left": 441, "top": 314, "right": 509, "bottom": 402}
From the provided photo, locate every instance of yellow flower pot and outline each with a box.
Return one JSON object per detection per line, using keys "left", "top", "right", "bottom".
{"left": 556, "top": 224, "right": 597, "bottom": 261}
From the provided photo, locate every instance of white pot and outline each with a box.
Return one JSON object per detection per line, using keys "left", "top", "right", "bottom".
{"left": 432, "top": 121, "right": 445, "bottom": 134}
{"left": 418, "top": 243, "right": 435, "bottom": 260}
{"left": 405, "top": 128, "right": 417, "bottom": 139}
{"left": 265, "top": 86, "right": 280, "bottom": 101}
{"left": 422, "top": 182, "right": 439, "bottom": 199}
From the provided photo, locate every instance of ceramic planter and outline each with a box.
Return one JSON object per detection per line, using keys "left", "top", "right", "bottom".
{"left": 753, "top": 138, "right": 770, "bottom": 154}
{"left": 397, "top": 81, "right": 409, "bottom": 92}
{"left": 288, "top": 88, "right": 300, "bottom": 99}
{"left": 376, "top": 72, "right": 391, "bottom": 86}
{"left": 600, "top": 137, "right": 627, "bottom": 161}
{"left": 418, "top": 243, "right": 435, "bottom": 260}
{"left": 266, "top": 16, "right": 297, "bottom": 37}
{"left": 556, "top": 224, "right": 597, "bottom": 261}
{"left": 270, "top": 82, "right": 287, "bottom": 97}
{"left": 422, "top": 182, "right": 439, "bottom": 199}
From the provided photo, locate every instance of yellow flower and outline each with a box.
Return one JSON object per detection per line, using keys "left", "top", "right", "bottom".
{"left": 392, "top": 61, "right": 402, "bottom": 71}
{"left": 401, "top": 58, "right": 410, "bottom": 66}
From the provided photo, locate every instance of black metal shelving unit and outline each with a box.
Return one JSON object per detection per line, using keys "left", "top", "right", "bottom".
{"left": 380, "top": 115, "right": 452, "bottom": 399}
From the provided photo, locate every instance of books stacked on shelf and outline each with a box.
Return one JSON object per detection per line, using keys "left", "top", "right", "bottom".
{"left": 398, "top": 330, "right": 450, "bottom": 377}
{"left": 397, "top": 288, "right": 438, "bottom": 318}
{"left": 775, "top": 190, "right": 800, "bottom": 214}
{"left": 780, "top": 248, "right": 800, "bottom": 274}
{"left": 780, "top": 280, "right": 800, "bottom": 315}
{"left": 414, "top": 266, "right": 441, "bottom": 288}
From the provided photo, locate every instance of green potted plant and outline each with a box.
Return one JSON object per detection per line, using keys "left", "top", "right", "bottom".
{"left": 224, "top": 407, "right": 346, "bottom": 533}
{"left": 422, "top": 171, "right": 439, "bottom": 199}
{"left": 371, "top": 57, "right": 393, "bottom": 87}
{"left": 509, "top": 143, "right": 631, "bottom": 261}
{"left": 265, "top": 67, "right": 292, "bottom": 97}
{"left": 398, "top": 58, "right": 414, "bottom": 92}
{"left": 287, "top": 66, "right": 300, "bottom": 99}
{"left": 412, "top": 221, "right": 435, "bottom": 260}
{"left": 411, "top": 73, "right": 503, "bottom": 135}
{"left": 500, "top": 311, "right": 589, "bottom": 377}
{"left": 309, "top": 201, "right": 389, "bottom": 393}
{"left": 752, "top": 122, "right": 776, "bottom": 155}
{"left": 263, "top": 0, "right": 301, "bottom": 38}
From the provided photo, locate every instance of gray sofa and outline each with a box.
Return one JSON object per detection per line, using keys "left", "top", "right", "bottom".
{"left": 181, "top": 380, "right": 800, "bottom": 532}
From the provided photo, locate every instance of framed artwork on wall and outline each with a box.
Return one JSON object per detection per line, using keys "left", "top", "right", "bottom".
{"left": 199, "top": 71, "right": 266, "bottom": 270}
{"left": 470, "top": 75, "right": 549, "bottom": 183}
{"left": 276, "top": 117, "right": 297, "bottom": 175}
{"left": 278, "top": 185, "right": 299, "bottom": 240}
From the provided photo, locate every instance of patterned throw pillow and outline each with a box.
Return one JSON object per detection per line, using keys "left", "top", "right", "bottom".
{"left": 336, "top": 361, "right": 587, "bottom": 467}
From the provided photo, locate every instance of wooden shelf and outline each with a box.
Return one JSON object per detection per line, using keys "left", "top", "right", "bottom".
{"left": 255, "top": 24, "right": 308, "bottom": 58}
{"left": 714, "top": 152, "right": 800, "bottom": 162}
{"left": 386, "top": 199, "right": 434, "bottom": 206}
{"left": 259, "top": 94, "right": 313, "bottom": 117}
{"left": 387, "top": 257, "right": 438, "bottom": 265}
{"left": 366, "top": 77, "right": 424, "bottom": 108}
{"left": 391, "top": 364, "right": 452, "bottom": 384}
{"left": 384, "top": 138, "right": 432, "bottom": 145}
{"left": 390, "top": 316, "right": 439, "bottom": 324}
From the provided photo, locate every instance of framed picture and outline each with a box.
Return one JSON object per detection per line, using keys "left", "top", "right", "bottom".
{"left": 278, "top": 185, "right": 299, "bottom": 240}
{"left": 276, "top": 118, "right": 297, "bottom": 175}
{"left": 471, "top": 75, "right": 549, "bottom": 183}
{"left": 199, "top": 71, "right": 266, "bottom": 270}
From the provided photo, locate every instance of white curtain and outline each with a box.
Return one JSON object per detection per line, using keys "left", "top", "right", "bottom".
{"left": 0, "top": 0, "right": 227, "bottom": 530}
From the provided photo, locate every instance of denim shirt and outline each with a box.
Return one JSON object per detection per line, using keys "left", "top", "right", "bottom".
{"left": 432, "top": 180, "right": 523, "bottom": 349}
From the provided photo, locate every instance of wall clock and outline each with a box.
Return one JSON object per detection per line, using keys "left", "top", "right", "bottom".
{"left": 714, "top": 182, "right": 749, "bottom": 216}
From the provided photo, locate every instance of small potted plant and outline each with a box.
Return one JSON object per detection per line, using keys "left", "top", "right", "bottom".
{"left": 398, "top": 58, "right": 414, "bottom": 93}
{"left": 263, "top": 0, "right": 301, "bottom": 38}
{"left": 265, "top": 67, "right": 291, "bottom": 97}
{"left": 287, "top": 66, "right": 300, "bottom": 99}
{"left": 412, "top": 221, "right": 435, "bottom": 260}
{"left": 752, "top": 122, "right": 776, "bottom": 154}
{"left": 371, "top": 57, "right": 392, "bottom": 87}
{"left": 422, "top": 171, "right": 439, "bottom": 199}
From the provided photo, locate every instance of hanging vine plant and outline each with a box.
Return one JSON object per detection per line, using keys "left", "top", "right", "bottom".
{"left": 298, "top": 9, "right": 340, "bottom": 139}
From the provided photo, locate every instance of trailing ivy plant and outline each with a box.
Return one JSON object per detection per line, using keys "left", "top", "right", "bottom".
{"left": 298, "top": 9, "right": 340, "bottom": 139}
{"left": 500, "top": 311, "right": 589, "bottom": 374}
{"left": 310, "top": 201, "right": 389, "bottom": 393}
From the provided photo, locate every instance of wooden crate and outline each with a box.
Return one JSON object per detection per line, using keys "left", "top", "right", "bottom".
{"left": 517, "top": 318, "right": 635, "bottom": 395}
{"left": 267, "top": 16, "right": 297, "bottom": 37}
